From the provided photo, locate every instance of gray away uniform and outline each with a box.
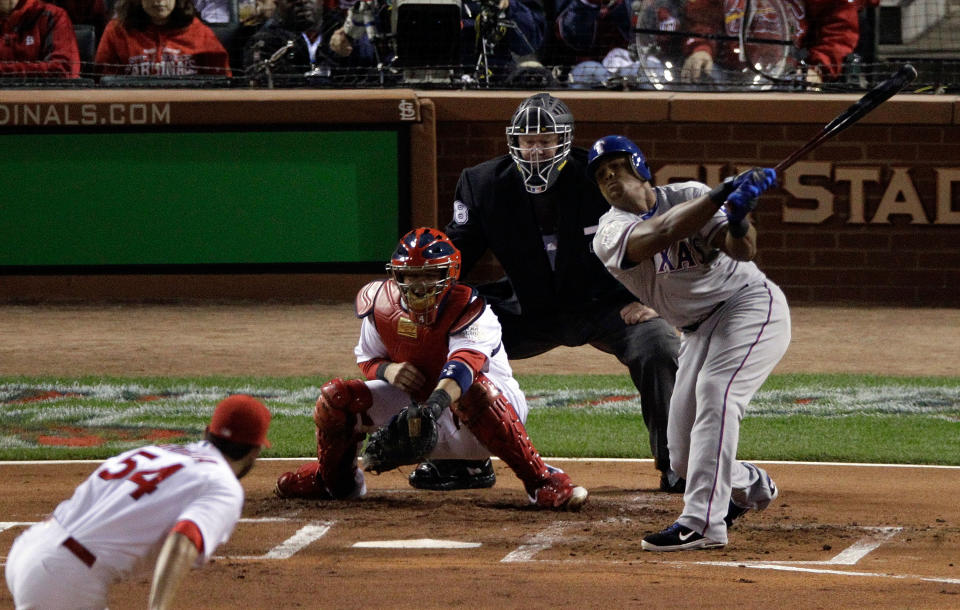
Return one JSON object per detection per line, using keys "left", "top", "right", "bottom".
{"left": 593, "top": 181, "right": 791, "bottom": 543}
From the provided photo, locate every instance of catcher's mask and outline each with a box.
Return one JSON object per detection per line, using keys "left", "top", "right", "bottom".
{"left": 506, "top": 93, "right": 574, "bottom": 194}
{"left": 386, "top": 227, "right": 462, "bottom": 326}
{"left": 587, "top": 134, "right": 652, "bottom": 182}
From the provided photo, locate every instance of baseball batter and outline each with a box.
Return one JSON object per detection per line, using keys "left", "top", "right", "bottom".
{"left": 275, "top": 227, "right": 588, "bottom": 510}
{"left": 5, "top": 394, "right": 271, "bottom": 608}
{"left": 587, "top": 135, "right": 790, "bottom": 551}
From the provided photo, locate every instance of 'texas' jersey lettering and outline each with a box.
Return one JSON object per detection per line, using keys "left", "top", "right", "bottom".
{"left": 654, "top": 237, "right": 716, "bottom": 275}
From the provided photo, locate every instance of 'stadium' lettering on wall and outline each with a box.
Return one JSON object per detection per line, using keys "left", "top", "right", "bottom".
{"left": 0, "top": 104, "right": 172, "bottom": 126}
{"left": 656, "top": 161, "right": 960, "bottom": 225}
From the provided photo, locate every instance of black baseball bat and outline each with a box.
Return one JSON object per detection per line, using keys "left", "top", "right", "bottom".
{"left": 773, "top": 64, "right": 918, "bottom": 173}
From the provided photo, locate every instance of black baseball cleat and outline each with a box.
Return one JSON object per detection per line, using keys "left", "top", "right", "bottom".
{"left": 724, "top": 501, "right": 750, "bottom": 527}
{"left": 408, "top": 459, "right": 497, "bottom": 491}
{"left": 659, "top": 470, "right": 686, "bottom": 494}
{"left": 726, "top": 476, "right": 779, "bottom": 527}
{"left": 641, "top": 522, "right": 725, "bottom": 552}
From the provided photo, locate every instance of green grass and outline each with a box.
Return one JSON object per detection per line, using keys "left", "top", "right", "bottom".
{"left": 1, "top": 373, "right": 958, "bottom": 464}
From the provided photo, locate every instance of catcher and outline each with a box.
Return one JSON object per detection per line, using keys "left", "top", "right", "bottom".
{"left": 275, "top": 227, "right": 588, "bottom": 510}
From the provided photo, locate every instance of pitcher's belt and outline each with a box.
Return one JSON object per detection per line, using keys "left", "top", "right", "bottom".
{"left": 62, "top": 536, "right": 96, "bottom": 568}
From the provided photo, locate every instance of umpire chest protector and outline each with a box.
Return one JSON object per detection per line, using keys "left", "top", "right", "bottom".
{"left": 448, "top": 148, "right": 634, "bottom": 316}
{"left": 357, "top": 280, "right": 484, "bottom": 399}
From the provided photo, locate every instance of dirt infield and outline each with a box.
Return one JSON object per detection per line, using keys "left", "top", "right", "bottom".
{"left": 1, "top": 304, "right": 959, "bottom": 378}
{"left": 1, "top": 304, "right": 959, "bottom": 608}
{"left": 2, "top": 460, "right": 958, "bottom": 609}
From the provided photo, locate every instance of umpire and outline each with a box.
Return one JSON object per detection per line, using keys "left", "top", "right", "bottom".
{"left": 409, "top": 92, "right": 684, "bottom": 493}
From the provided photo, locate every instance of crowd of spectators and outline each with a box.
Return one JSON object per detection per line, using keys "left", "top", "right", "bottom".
{"left": 0, "top": 0, "right": 876, "bottom": 88}
{"left": 95, "top": 0, "right": 232, "bottom": 76}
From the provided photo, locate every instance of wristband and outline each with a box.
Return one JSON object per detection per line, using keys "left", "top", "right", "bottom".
{"left": 375, "top": 361, "right": 390, "bottom": 382}
{"left": 708, "top": 176, "right": 736, "bottom": 207}
{"left": 438, "top": 359, "right": 474, "bottom": 395}
{"left": 728, "top": 217, "right": 750, "bottom": 239}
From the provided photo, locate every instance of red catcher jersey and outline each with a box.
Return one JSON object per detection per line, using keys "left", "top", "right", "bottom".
{"left": 357, "top": 280, "right": 482, "bottom": 401}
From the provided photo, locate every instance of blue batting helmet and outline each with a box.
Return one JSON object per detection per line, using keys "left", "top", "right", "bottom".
{"left": 587, "top": 135, "right": 652, "bottom": 182}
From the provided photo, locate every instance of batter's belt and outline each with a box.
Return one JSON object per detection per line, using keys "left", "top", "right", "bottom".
{"left": 679, "top": 283, "right": 755, "bottom": 334}
{"left": 680, "top": 300, "right": 726, "bottom": 334}
{"left": 62, "top": 536, "right": 96, "bottom": 568}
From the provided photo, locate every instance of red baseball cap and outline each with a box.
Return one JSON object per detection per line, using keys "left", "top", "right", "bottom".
{"left": 208, "top": 394, "right": 272, "bottom": 447}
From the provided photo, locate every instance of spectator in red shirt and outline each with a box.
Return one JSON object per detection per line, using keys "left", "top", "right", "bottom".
{"left": 95, "top": 0, "right": 231, "bottom": 76}
{"left": 0, "top": 0, "right": 81, "bottom": 77}
{"left": 681, "top": 0, "right": 860, "bottom": 84}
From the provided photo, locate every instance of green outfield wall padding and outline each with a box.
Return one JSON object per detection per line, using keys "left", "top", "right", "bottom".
{"left": 0, "top": 129, "right": 400, "bottom": 266}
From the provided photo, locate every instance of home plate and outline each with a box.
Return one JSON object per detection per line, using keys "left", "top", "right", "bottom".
{"left": 352, "top": 539, "right": 482, "bottom": 549}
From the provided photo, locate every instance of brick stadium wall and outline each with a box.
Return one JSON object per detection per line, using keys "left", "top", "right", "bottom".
{"left": 428, "top": 92, "right": 960, "bottom": 306}
{"left": 2, "top": 90, "right": 957, "bottom": 305}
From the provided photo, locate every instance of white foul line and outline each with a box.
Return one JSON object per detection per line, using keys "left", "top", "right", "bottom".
{"left": 726, "top": 526, "right": 902, "bottom": 566}
{"left": 219, "top": 521, "right": 334, "bottom": 560}
{"left": 501, "top": 521, "right": 570, "bottom": 563}
{"left": 695, "top": 562, "right": 960, "bottom": 585}
{"left": 691, "top": 526, "right": 960, "bottom": 585}
{"left": 695, "top": 526, "right": 901, "bottom": 569}
{"left": 811, "top": 526, "right": 901, "bottom": 565}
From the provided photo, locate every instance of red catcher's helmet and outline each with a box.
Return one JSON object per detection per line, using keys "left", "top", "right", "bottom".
{"left": 386, "top": 227, "right": 462, "bottom": 326}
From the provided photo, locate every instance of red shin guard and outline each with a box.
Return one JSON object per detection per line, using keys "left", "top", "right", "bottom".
{"left": 451, "top": 377, "right": 550, "bottom": 494}
{"left": 313, "top": 378, "right": 373, "bottom": 498}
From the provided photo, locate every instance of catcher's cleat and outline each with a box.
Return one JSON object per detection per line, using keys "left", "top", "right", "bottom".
{"left": 274, "top": 462, "right": 332, "bottom": 500}
{"left": 408, "top": 459, "right": 497, "bottom": 491}
{"left": 527, "top": 470, "right": 588, "bottom": 510}
{"left": 276, "top": 462, "right": 367, "bottom": 500}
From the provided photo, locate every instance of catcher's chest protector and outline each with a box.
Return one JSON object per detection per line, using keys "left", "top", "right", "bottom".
{"left": 372, "top": 282, "right": 477, "bottom": 400}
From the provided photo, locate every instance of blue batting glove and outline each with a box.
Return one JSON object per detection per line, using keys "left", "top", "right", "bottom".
{"left": 724, "top": 167, "right": 777, "bottom": 224}
{"left": 709, "top": 167, "right": 777, "bottom": 207}
{"left": 730, "top": 167, "right": 777, "bottom": 193}
{"left": 724, "top": 188, "right": 758, "bottom": 224}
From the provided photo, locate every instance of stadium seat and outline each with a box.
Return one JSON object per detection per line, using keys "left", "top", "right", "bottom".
{"left": 74, "top": 25, "right": 97, "bottom": 75}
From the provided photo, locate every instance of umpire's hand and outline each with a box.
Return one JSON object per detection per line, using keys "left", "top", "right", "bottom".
{"left": 620, "top": 302, "right": 660, "bottom": 325}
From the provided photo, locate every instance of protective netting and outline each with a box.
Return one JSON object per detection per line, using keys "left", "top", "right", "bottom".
{"left": 1, "top": 0, "right": 959, "bottom": 91}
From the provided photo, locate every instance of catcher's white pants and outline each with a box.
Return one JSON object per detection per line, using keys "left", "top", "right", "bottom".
{"left": 668, "top": 280, "right": 791, "bottom": 544}
{"left": 5, "top": 519, "right": 114, "bottom": 610}
{"left": 360, "top": 377, "right": 530, "bottom": 461}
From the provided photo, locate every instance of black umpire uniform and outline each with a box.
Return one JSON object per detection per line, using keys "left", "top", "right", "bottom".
{"left": 445, "top": 146, "right": 682, "bottom": 485}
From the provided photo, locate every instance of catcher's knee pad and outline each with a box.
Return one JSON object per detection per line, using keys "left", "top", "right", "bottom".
{"left": 452, "top": 376, "right": 547, "bottom": 487}
{"left": 313, "top": 378, "right": 372, "bottom": 499}
{"left": 314, "top": 377, "right": 373, "bottom": 424}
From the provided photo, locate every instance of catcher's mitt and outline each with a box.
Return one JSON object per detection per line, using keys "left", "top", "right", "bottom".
{"left": 362, "top": 401, "right": 440, "bottom": 474}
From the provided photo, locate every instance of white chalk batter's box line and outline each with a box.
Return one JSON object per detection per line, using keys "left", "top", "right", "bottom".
{"left": 506, "top": 521, "right": 960, "bottom": 586}
{"left": 5, "top": 518, "right": 957, "bottom": 586}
